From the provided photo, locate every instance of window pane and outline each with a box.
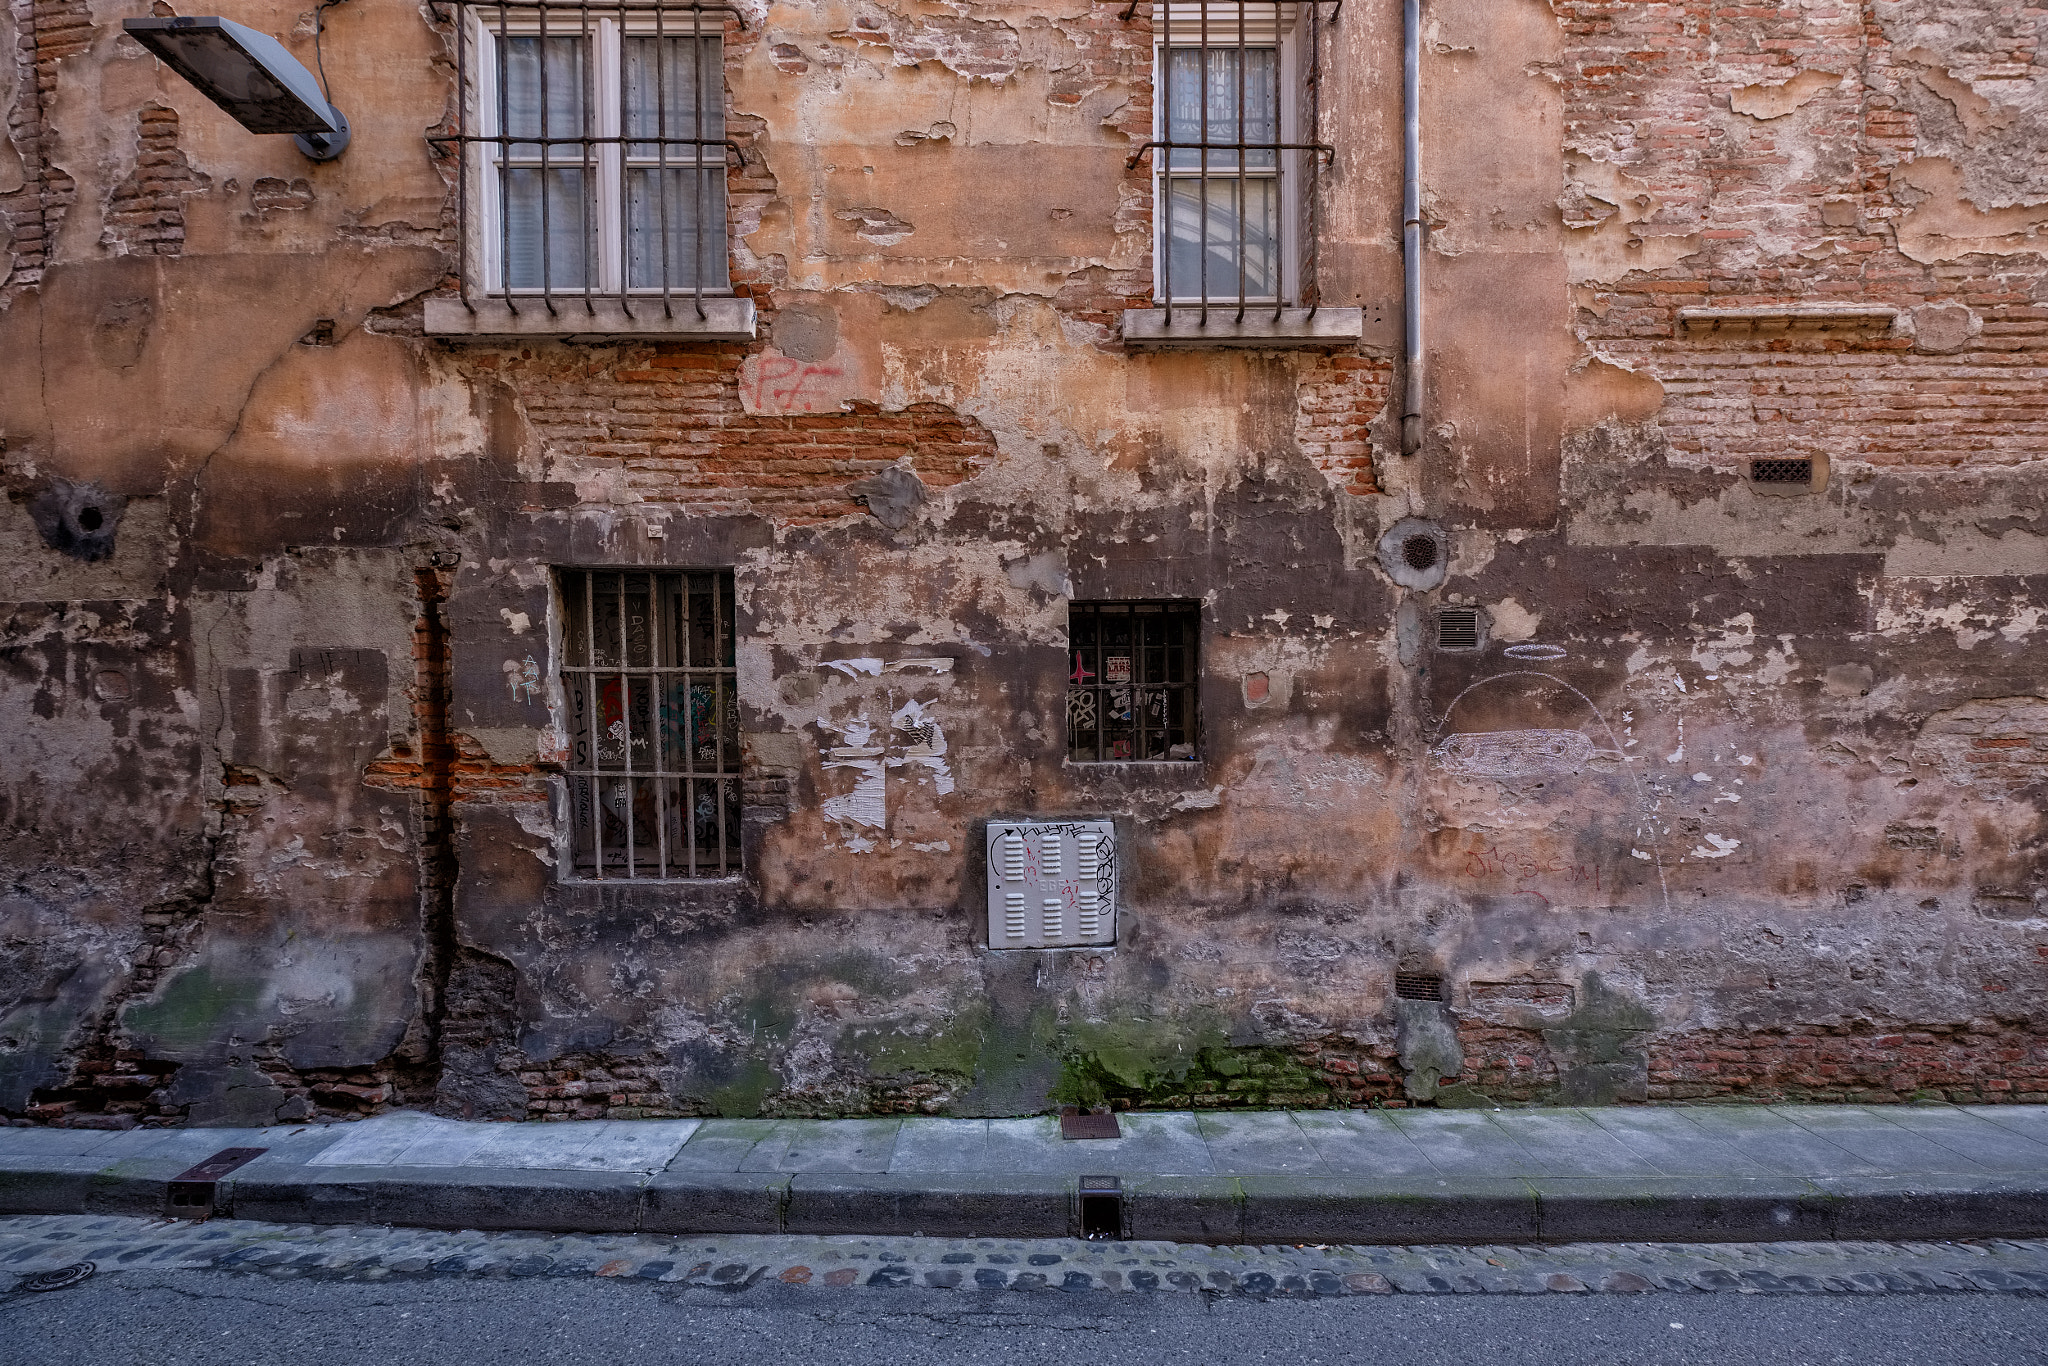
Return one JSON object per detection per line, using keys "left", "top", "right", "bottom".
{"left": 1167, "top": 45, "right": 1277, "bottom": 169}
{"left": 504, "top": 166, "right": 594, "bottom": 289}
{"left": 624, "top": 36, "right": 724, "bottom": 154}
{"left": 501, "top": 35, "right": 587, "bottom": 154}
{"left": 627, "top": 167, "right": 730, "bottom": 289}
{"left": 1167, "top": 175, "right": 1278, "bottom": 300}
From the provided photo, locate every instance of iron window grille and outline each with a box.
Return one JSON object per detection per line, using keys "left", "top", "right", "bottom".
{"left": 1124, "top": 1, "right": 1339, "bottom": 324}
{"left": 559, "top": 568, "right": 740, "bottom": 880}
{"left": 1067, "top": 601, "right": 1202, "bottom": 762}
{"left": 432, "top": 1, "right": 740, "bottom": 321}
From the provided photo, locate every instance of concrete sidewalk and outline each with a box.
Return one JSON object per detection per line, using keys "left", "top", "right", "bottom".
{"left": 5, "top": 1104, "right": 2048, "bottom": 1246}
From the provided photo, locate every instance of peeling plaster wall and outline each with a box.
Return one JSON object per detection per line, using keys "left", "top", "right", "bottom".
{"left": 1, "top": 0, "right": 2044, "bottom": 1127}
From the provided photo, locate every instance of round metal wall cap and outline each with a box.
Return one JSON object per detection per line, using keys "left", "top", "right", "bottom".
{"left": 294, "top": 107, "right": 350, "bottom": 161}
{"left": 1377, "top": 516, "right": 1447, "bottom": 590}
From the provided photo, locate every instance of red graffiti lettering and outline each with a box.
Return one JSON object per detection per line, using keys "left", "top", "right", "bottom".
{"left": 744, "top": 355, "right": 847, "bottom": 414}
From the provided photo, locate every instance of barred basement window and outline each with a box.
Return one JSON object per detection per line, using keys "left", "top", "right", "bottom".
{"left": 1067, "top": 602, "right": 1201, "bottom": 762}
{"left": 438, "top": 1, "right": 735, "bottom": 319}
{"left": 559, "top": 569, "right": 740, "bottom": 879}
{"left": 1129, "top": 2, "right": 1340, "bottom": 322}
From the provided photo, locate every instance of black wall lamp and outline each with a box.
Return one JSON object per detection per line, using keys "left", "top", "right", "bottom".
{"left": 122, "top": 16, "right": 349, "bottom": 160}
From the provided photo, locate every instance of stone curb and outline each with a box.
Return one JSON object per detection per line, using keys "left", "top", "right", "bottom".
{"left": 6, "top": 1158, "right": 2048, "bottom": 1245}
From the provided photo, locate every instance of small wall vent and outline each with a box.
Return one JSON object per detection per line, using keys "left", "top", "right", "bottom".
{"left": 987, "top": 820, "right": 1117, "bottom": 948}
{"left": 1394, "top": 973, "right": 1445, "bottom": 1002}
{"left": 1436, "top": 609, "right": 1481, "bottom": 651}
{"left": 1750, "top": 458, "right": 1813, "bottom": 484}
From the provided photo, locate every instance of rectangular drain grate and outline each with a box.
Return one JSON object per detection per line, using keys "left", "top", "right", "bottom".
{"left": 167, "top": 1146, "right": 267, "bottom": 1219}
{"left": 1060, "top": 1108, "right": 1121, "bottom": 1140}
{"left": 1750, "top": 458, "right": 1813, "bottom": 484}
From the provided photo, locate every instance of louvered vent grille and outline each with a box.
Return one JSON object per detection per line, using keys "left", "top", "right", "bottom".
{"left": 1437, "top": 609, "right": 1480, "bottom": 651}
{"left": 987, "top": 821, "right": 1117, "bottom": 948}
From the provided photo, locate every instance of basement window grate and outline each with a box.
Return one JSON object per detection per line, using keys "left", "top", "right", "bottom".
{"left": 1068, "top": 601, "right": 1201, "bottom": 762}
{"left": 1436, "top": 608, "right": 1480, "bottom": 651}
{"left": 560, "top": 568, "right": 740, "bottom": 880}
{"left": 1750, "top": 458, "right": 1813, "bottom": 484}
{"left": 1394, "top": 973, "right": 1445, "bottom": 1002}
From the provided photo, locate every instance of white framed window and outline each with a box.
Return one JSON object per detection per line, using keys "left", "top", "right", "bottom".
{"left": 452, "top": 2, "right": 730, "bottom": 306}
{"left": 1153, "top": 2, "right": 1307, "bottom": 308}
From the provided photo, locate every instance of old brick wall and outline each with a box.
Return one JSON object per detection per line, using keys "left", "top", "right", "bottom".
{"left": 1, "top": 0, "right": 2044, "bottom": 1128}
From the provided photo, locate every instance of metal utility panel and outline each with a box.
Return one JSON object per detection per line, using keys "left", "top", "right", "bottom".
{"left": 986, "top": 820, "right": 1117, "bottom": 949}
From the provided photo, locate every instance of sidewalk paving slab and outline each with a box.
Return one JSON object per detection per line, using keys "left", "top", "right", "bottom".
{"left": 661, "top": 1119, "right": 779, "bottom": 1173}
{"left": 1290, "top": 1109, "right": 1442, "bottom": 1176}
{"left": 8, "top": 1103, "right": 2048, "bottom": 1245}
{"left": 738, "top": 1118, "right": 902, "bottom": 1173}
{"left": 1769, "top": 1106, "right": 1995, "bottom": 1175}
{"left": 1957, "top": 1105, "right": 2048, "bottom": 1149}
{"left": 1484, "top": 1109, "right": 1669, "bottom": 1178}
{"left": 984, "top": 1113, "right": 1215, "bottom": 1176}
{"left": 1868, "top": 1105, "right": 2048, "bottom": 1173}
{"left": 1666, "top": 1105, "right": 1895, "bottom": 1177}
{"left": 1193, "top": 1111, "right": 1327, "bottom": 1174}
{"left": 1581, "top": 1106, "right": 1775, "bottom": 1176}
{"left": 1383, "top": 1108, "right": 1536, "bottom": 1175}
{"left": 889, "top": 1118, "right": 992, "bottom": 1173}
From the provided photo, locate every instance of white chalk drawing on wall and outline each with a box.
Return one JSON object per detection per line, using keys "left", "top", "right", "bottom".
{"left": 1503, "top": 643, "right": 1567, "bottom": 661}
{"left": 503, "top": 655, "right": 540, "bottom": 703}
{"left": 815, "top": 663, "right": 957, "bottom": 854}
{"left": 1428, "top": 664, "right": 1671, "bottom": 914}
{"left": 1432, "top": 728, "right": 1597, "bottom": 780}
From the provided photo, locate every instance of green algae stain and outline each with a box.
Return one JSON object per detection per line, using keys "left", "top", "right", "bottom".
{"left": 120, "top": 962, "right": 269, "bottom": 1056}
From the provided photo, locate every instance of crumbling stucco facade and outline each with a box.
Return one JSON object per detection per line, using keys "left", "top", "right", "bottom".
{"left": 3, "top": 0, "right": 2046, "bottom": 1129}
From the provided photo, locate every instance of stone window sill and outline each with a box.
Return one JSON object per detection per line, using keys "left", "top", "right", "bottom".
{"left": 425, "top": 295, "right": 757, "bottom": 342}
{"left": 1122, "top": 306, "right": 1364, "bottom": 349}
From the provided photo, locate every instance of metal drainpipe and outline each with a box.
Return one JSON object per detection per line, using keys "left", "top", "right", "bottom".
{"left": 1400, "top": 0, "right": 1424, "bottom": 457}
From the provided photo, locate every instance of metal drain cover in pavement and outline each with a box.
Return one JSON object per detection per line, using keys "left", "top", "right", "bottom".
{"left": 1060, "top": 1110, "right": 1120, "bottom": 1140}
{"left": 19, "top": 1263, "right": 96, "bottom": 1292}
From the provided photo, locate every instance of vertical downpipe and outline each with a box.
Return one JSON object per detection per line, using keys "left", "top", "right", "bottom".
{"left": 1400, "top": 0, "right": 1424, "bottom": 457}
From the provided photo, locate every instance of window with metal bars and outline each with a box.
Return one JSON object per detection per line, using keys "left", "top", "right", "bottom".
{"left": 1127, "top": 1, "right": 1338, "bottom": 321}
{"left": 436, "top": 1, "right": 734, "bottom": 319}
{"left": 1067, "top": 602, "right": 1202, "bottom": 763}
{"left": 559, "top": 569, "right": 740, "bottom": 880}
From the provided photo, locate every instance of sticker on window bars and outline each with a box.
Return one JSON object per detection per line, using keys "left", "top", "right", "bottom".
{"left": 986, "top": 821, "right": 1117, "bottom": 948}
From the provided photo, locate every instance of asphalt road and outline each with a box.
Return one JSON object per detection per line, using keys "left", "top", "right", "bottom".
{"left": 3, "top": 1271, "right": 2047, "bottom": 1366}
